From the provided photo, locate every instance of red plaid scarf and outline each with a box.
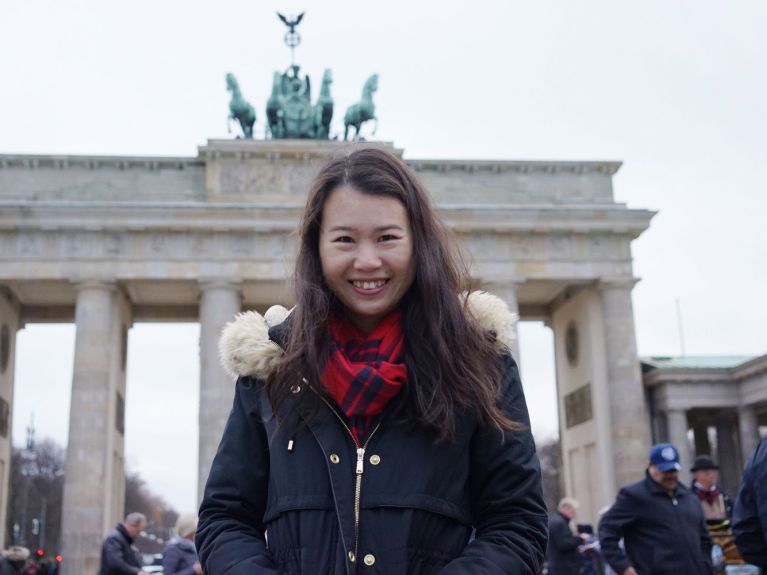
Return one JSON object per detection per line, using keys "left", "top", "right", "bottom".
{"left": 321, "top": 311, "right": 407, "bottom": 445}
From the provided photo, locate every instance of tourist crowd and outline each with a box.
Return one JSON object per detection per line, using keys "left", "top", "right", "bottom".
{"left": 545, "top": 439, "right": 767, "bottom": 575}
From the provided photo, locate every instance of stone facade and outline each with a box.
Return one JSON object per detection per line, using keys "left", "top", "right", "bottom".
{"left": 0, "top": 139, "right": 655, "bottom": 572}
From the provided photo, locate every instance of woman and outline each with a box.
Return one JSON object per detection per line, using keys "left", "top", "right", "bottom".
{"left": 196, "top": 147, "right": 548, "bottom": 574}
{"left": 162, "top": 514, "right": 202, "bottom": 575}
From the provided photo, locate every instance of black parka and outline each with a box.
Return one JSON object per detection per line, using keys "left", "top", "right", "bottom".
{"left": 196, "top": 303, "right": 547, "bottom": 575}
{"left": 732, "top": 435, "right": 767, "bottom": 568}
{"left": 598, "top": 473, "right": 713, "bottom": 575}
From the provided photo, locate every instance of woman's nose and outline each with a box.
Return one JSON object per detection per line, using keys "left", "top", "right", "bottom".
{"left": 354, "top": 243, "right": 381, "bottom": 270}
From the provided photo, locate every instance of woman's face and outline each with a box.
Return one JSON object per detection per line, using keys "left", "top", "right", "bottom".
{"left": 319, "top": 185, "right": 415, "bottom": 333}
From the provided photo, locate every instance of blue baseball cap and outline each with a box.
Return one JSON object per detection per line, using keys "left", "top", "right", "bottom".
{"left": 649, "top": 443, "right": 682, "bottom": 472}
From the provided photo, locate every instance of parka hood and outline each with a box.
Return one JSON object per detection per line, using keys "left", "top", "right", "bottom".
{"left": 219, "top": 290, "right": 518, "bottom": 380}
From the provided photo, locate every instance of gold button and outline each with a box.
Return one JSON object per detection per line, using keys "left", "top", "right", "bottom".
{"left": 348, "top": 551, "right": 356, "bottom": 563}
{"left": 363, "top": 554, "right": 375, "bottom": 566}
{"left": 290, "top": 384, "right": 301, "bottom": 394}
{"left": 369, "top": 454, "right": 381, "bottom": 465}
{"left": 329, "top": 453, "right": 340, "bottom": 464}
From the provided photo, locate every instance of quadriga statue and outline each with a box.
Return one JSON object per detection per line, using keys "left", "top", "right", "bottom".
{"left": 344, "top": 74, "right": 378, "bottom": 141}
{"left": 266, "top": 66, "right": 335, "bottom": 140}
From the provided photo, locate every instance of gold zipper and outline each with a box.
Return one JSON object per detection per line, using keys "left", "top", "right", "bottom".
{"left": 315, "top": 392, "right": 382, "bottom": 564}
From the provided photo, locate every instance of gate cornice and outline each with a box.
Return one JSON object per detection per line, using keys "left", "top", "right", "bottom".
{"left": 0, "top": 201, "right": 655, "bottom": 237}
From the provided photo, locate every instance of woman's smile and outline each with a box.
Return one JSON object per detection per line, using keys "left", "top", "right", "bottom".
{"left": 350, "top": 279, "right": 388, "bottom": 292}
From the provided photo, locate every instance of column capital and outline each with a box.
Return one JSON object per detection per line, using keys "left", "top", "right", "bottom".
{"left": 598, "top": 277, "right": 640, "bottom": 291}
{"left": 70, "top": 278, "right": 118, "bottom": 292}
{"left": 198, "top": 278, "right": 243, "bottom": 291}
{"left": 476, "top": 276, "right": 527, "bottom": 289}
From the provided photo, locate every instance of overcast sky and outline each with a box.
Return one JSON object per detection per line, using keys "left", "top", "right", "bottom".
{"left": 3, "top": 0, "right": 766, "bottom": 515}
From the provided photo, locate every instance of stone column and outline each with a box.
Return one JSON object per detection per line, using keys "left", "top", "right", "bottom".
{"left": 198, "top": 281, "right": 241, "bottom": 503}
{"left": 599, "top": 280, "right": 652, "bottom": 489}
{"left": 692, "top": 420, "right": 712, "bottom": 457}
{"left": 666, "top": 409, "right": 692, "bottom": 485}
{"left": 716, "top": 415, "right": 740, "bottom": 496}
{"left": 0, "top": 290, "right": 21, "bottom": 550}
{"left": 61, "top": 282, "right": 130, "bottom": 575}
{"left": 738, "top": 405, "right": 760, "bottom": 465}
{"left": 490, "top": 283, "right": 521, "bottom": 363}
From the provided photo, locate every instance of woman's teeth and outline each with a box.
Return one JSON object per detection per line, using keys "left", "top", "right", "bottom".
{"left": 352, "top": 280, "right": 386, "bottom": 290}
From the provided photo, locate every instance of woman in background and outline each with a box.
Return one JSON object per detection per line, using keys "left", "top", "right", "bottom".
{"left": 162, "top": 514, "right": 201, "bottom": 575}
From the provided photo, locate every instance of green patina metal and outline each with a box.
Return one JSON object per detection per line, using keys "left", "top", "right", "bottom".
{"left": 344, "top": 74, "right": 379, "bottom": 141}
{"left": 224, "top": 12, "right": 378, "bottom": 141}
{"left": 265, "top": 65, "right": 335, "bottom": 140}
{"left": 226, "top": 73, "right": 256, "bottom": 139}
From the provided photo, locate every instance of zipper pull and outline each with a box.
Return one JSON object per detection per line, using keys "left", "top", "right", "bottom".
{"left": 672, "top": 497, "right": 678, "bottom": 506}
{"left": 287, "top": 439, "right": 294, "bottom": 452}
{"left": 356, "top": 448, "right": 365, "bottom": 475}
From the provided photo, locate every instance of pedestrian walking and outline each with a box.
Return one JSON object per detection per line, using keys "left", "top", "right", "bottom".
{"left": 0, "top": 547, "right": 29, "bottom": 575}
{"left": 598, "top": 443, "right": 713, "bottom": 575}
{"left": 97, "top": 512, "right": 147, "bottom": 575}
{"left": 196, "top": 147, "right": 548, "bottom": 574}
{"left": 162, "top": 514, "right": 202, "bottom": 575}
{"left": 547, "top": 497, "right": 587, "bottom": 575}
{"left": 691, "top": 455, "right": 734, "bottom": 520}
{"left": 691, "top": 454, "right": 743, "bottom": 570}
{"left": 732, "top": 435, "right": 767, "bottom": 569}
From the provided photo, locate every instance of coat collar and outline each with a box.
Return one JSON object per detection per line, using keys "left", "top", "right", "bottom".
{"left": 219, "top": 291, "right": 518, "bottom": 380}
{"left": 644, "top": 470, "right": 689, "bottom": 498}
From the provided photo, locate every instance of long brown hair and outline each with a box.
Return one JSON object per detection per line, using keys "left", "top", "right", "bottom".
{"left": 268, "top": 146, "right": 520, "bottom": 441}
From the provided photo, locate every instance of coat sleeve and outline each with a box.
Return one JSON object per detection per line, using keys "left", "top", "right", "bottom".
{"left": 597, "top": 488, "right": 636, "bottom": 575}
{"left": 102, "top": 537, "right": 142, "bottom": 575}
{"left": 732, "top": 437, "right": 767, "bottom": 568}
{"left": 438, "top": 354, "right": 548, "bottom": 575}
{"left": 195, "top": 376, "right": 280, "bottom": 574}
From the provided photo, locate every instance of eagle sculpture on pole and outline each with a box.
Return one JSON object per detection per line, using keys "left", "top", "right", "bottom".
{"left": 277, "top": 12, "right": 304, "bottom": 34}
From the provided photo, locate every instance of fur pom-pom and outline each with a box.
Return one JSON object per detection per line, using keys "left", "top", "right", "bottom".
{"left": 218, "top": 310, "right": 285, "bottom": 379}
{"left": 464, "top": 291, "right": 518, "bottom": 351}
{"left": 264, "top": 304, "right": 291, "bottom": 328}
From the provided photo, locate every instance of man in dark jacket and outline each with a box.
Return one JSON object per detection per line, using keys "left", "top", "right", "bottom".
{"left": 732, "top": 435, "right": 767, "bottom": 569}
{"left": 98, "top": 512, "right": 148, "bottom": 575}
{"left": 547, "top": 497, "right": 587, "bottom": 575}
{"left": 598, "top": 443, "right": 713, "bottom": 575}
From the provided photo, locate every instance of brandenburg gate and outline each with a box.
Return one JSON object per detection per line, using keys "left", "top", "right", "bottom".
{"left": 0, "top": 139, "right": 654, "bottom": 573}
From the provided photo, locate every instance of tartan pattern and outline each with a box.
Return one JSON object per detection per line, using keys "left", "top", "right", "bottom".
{"left": 322, "top": 311, "right": 407, "bottom": 445}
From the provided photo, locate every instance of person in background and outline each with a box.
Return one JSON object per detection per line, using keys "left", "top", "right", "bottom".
{"left": 162, "top": 514, "right": 202, "bottom": 575}
{"left": 547, "top": 497, "right": 587, "bottom": 575}
{"left": 691, "top": 455, "right": 733, "bottom": 520}
{"left": 0, "top": 547, "right": 30, "bottom": 575}
{"left": 97, "top": 512, "right": 147, "bottom": 575}
{"left": 690, "top": 454, "right": 742, "bottom": 570}
{"left": 598, "top": 443, "right": 712, "bottom": 575}
{"left": 732, "top": 435, "right": 767, "bottom": 570}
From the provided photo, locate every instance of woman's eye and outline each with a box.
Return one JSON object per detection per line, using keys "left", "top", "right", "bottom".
{"left": 379, "top": 234, "right": 397, "bottom": 242}
{"left": 333, "top": 236, "right": 353, "bottom": 243}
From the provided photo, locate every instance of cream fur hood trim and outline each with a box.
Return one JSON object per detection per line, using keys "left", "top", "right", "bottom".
{"left": 219, "top": 291, "right": 518, "bottom": 380}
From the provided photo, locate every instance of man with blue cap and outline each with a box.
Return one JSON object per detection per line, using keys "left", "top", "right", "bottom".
{"left": 598, "top": 443, "right": 713, "bottom": 575}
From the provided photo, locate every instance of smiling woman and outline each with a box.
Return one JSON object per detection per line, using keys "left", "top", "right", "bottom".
{"left": 196, "top": 147, "right": 548, "bottom": 575}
